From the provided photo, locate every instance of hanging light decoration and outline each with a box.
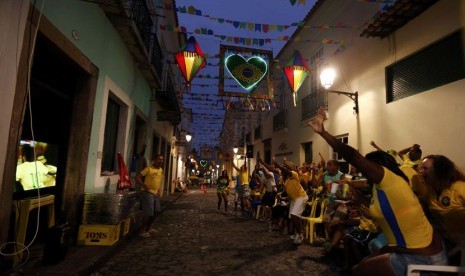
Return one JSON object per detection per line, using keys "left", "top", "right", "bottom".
{"left": 283, "top": 50, "right": 310, "bottom": 107}
{"left": 175, "top": 36, "right": 206, "bottom": 92}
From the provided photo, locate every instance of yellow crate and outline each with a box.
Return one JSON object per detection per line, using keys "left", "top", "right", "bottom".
{"left": 121, "top": 217, "right": 131, "bottom": 237}
{"left": 77, "top": 223, "right": 120, "bottom": 246}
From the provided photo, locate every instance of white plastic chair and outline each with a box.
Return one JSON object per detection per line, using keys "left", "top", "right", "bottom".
{"left": 407, "top": 241, "right": 465, "bottom": 276}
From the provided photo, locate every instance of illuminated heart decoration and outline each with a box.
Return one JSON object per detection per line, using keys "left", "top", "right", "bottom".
{"left": 225, "top": 54, "right": 268, "bottom": 91}
{"left": 200, "top": 160, "right": 208, "bottom": 167}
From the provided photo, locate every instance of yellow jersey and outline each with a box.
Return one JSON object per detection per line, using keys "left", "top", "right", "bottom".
{"left": 370, "top": 168, "right": 433, "bottom": 249}
{"left": 424, "top": 180, "right": 465, "bottom": 242}
{"left": 239, "top": 169, "right": 249, "bottom": 185}
{"left": 140, "top": 166, "right": 163, "bottom": 195}
{"left": 284, "top": 171, "right": 307, "bottom": 200}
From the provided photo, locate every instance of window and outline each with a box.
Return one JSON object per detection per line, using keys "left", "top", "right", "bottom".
{"left": 152, "top": 135, "right": 160, "bottom": 160}
{"left": 302, "top": 142, "right": 313, "bottom": 164}
{"left": 263, "top": 138, "right": 272, "bottom": 165}
{"left": 310, "top": 48, "right": 323, "bottom": 93}
{"left": 302, "top": 48, "right": 327, "bottom": 121}
{"left": 332, "top": 135, "right": 349, "bottom": 173}
{"left": 387, "top": 29, "right": 465, "bottom": 102}
{"left": 102, "top": 96, "right": 123, "bottom": 172}
{"left": 254, "top": 126, "right": 261, "bottom": 140}
{"left": 301, "top": 90, "right": 327, "bottom": 120}
{"left": 273, "top": 110, "right": 287, "bottom": 131}
{"left": 276, "top": 78, "right": 286, "bottom": 111}
{"left": 246, "top": 132, "right": 251, "bottom": 143}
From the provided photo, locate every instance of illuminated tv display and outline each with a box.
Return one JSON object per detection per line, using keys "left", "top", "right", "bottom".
{"left": 14, "top": 140, "right": 58, "bottom": 197}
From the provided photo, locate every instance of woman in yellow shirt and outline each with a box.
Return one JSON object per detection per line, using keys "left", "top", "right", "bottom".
{"left": 419, "top": 155, "right": 465, "bottom": 244}
{"left": 309, "top": 107, "right": 447, "bottom": 276}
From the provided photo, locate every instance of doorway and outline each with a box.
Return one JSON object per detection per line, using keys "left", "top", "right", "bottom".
{"left": 5, "top": 13, "right": 99, "bottom": 244}
{"left": 302, "top": 142, "right": 313, "bottom": 164}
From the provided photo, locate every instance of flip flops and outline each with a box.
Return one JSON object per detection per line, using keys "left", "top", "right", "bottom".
{"left": 148, "top": 228, "right": 158, "bottom": 234}
{"left": 137, "top": 232, "right": 151, "bottom": 238}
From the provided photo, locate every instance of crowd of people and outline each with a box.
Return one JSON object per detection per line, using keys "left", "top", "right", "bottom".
{"left": 211, "top": 107, "right": 465, "bottom": 275}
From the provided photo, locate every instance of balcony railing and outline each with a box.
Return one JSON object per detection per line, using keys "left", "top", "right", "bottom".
{"left": 127, "top": 0, "right": 152, "bottom": 51}
{"left": 98, "top": 0, "right": 163, "bottom": 89}
{"left": 301, "top": 90, "right": 327, "bottom": 121}
{"left": 152, "top": 75, "right": 181, "bottom": 124}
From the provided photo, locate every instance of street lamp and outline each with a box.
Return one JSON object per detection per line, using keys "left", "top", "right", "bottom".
{"left": 320, "top": 68, "right": 359, "bottom": 114}
{"left": 233, "top": 146, "right": 238, "bottom": 154}
{"left": 186, "top": 132, "right": 192, "bottom": 142}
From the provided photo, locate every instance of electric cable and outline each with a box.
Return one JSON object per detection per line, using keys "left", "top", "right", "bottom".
{"left": 0, "top": 0, "right": 47, "bottom": 269}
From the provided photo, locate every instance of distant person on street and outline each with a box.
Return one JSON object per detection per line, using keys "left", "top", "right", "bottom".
{"left": 217, "top": 170, "right": 230, "bottom": 212}
{"left": 232, "top": 157, "right": 251, "bottom": 214}
{"left": 136, "top": 154, "right": 164, "bottom": 238}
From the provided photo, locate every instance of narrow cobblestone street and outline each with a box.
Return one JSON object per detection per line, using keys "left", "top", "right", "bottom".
{"left": 90, "top": 188, "right": 337, "bottom": 276}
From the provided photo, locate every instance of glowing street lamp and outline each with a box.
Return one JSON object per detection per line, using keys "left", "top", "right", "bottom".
{"left": 320, "top": 68, "right": 359, "bottom": 114}
{"left": 320, "top": 68, "right": 336, "bottom": 89}
{"left": 233, "top": 146, "right": 238, "bottom": 154}
{"left": 186, "top": 132, "right": 192, "bottom": 142}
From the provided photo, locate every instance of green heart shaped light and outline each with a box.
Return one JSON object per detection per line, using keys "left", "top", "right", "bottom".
{"left": 225, "top": 54, "right": 268, "bottom": 91}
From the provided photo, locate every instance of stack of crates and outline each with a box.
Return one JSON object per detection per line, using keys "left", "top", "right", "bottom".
{"left": 77, "top": 191, "right": 139, "bottom": 246}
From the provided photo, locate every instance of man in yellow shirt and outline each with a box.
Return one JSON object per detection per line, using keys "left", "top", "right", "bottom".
{"left": 370, "top": 141, "right": 426, "bottom": 197}
{"left": 274, "top": 160, "right": 308, "bottom": 245}
{"left": 232, "top": 157, "right": 251, "bottom": 213}
{"left": 16, "top": 145, "right": 49, "bottom": 190}
{"left": 136, "top": 154, "right": 164, "bottom": 238}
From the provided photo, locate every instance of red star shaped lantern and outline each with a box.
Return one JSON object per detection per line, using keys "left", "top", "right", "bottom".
{"left": 283, "top": 50, "right": 310, "bottom": 106}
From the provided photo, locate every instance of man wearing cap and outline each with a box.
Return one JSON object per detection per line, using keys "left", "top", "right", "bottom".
{"left": 274, "top": 159, "right": 308, "bottom": 245}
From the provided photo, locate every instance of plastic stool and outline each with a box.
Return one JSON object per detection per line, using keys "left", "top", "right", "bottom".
{"left": 12, "top": 194, "right": 55, "bottom": 266}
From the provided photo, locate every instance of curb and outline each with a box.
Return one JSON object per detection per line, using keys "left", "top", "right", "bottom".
{"left": 77, "top": 192, "right": 185, "bottom": 275}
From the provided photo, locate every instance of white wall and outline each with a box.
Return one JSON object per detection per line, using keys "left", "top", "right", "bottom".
{"left": 0, "top": 1, "right": 29, "bottom": 194}
{"left": 258, "top": 0, "right": 465, "bottom": 170}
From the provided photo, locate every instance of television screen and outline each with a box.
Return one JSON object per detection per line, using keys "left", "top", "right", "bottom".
{"left": 15, "top": 140, "right": 58, "bottom": 192}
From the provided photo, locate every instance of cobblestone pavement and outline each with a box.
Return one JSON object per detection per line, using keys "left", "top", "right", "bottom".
{"left": 90, "top": 188, "right": 338, "bottom": 276}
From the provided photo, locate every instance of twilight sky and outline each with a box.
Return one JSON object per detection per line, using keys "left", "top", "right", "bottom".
{"left": 175, "top": 0, "right": 317, "bottom": 152}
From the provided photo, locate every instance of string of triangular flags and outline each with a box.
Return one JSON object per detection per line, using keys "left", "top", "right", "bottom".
{"left": 157, "top": 1, "right": 394, "bottom": 34}
{"left": 158, "top": 1, "right": 393, "bottom": 31}
{"left": 158, "top": 3, "right": 304, "bottom": 32}
{"left": 183, "top": 94, "right": 277, "bottom": 111}
{"left": 160, "top": 24, "right": 347, "bottom": 47}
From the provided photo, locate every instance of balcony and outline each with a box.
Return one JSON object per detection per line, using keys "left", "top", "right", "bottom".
{"left": 97, "top": 0, "right": 162, "bottom": 90}
{"left": 153, "top": 75, "right": 181, "bottom": 124}
{"left": 301, "top": 90, "right": 327, "bottom": 121}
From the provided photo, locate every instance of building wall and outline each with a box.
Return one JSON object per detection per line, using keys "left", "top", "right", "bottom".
{"left": 38, "top": 1, "right": 178, "bottom": 192}
{"left": 0, "top": 0, "right": 30, "bottom": 243}
{"left": 260, "top": 0, "right": 465, "bottom": 170}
